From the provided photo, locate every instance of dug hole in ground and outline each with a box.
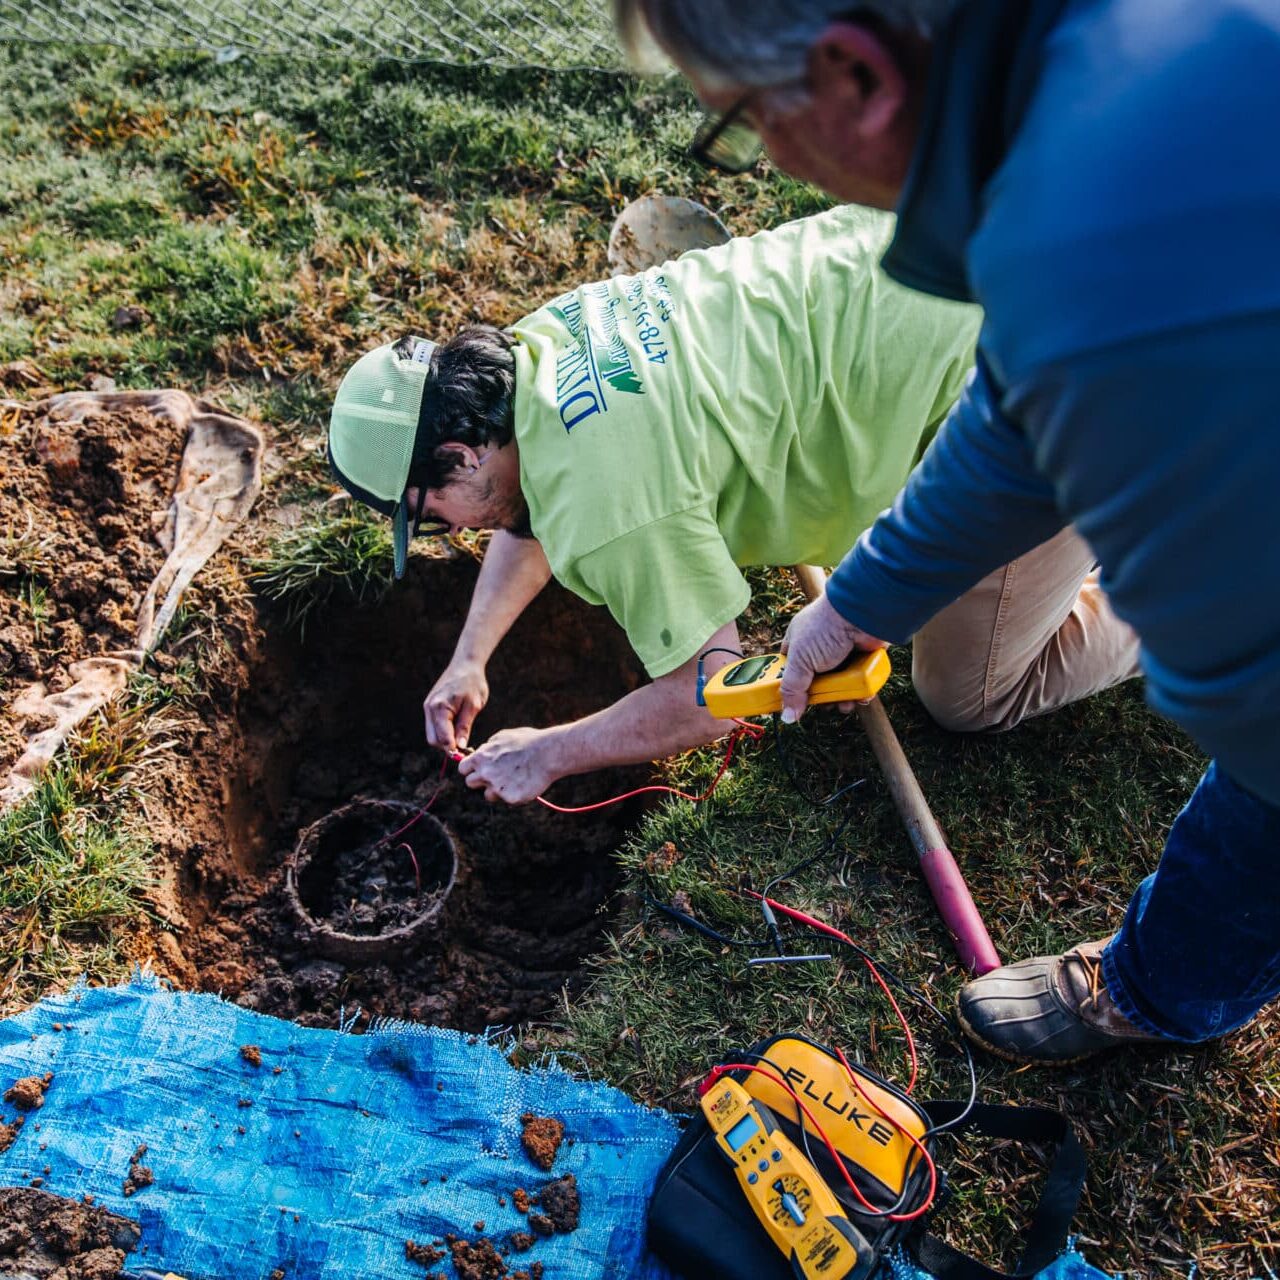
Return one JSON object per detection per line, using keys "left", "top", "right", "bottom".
{"left": 0, "top": 395, "right": 653, "bottom": 1038}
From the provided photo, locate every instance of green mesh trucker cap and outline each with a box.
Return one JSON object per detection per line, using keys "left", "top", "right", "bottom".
{"left": 328, "top": 338, "right": 438, "bottom": 578}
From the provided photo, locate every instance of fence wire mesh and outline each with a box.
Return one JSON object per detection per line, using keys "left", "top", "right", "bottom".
{"left": 0, "top": 0, "right": 625, "bottom": 70}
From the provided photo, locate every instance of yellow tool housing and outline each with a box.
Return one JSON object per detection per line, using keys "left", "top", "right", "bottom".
{"left": 702, "top": 649, "right": 891, "bottom": 719}
{"left": 701, "top": 1077, "right": 871, "bottom": 1279}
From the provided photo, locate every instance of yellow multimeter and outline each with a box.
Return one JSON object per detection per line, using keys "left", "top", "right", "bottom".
{"left": 701, "top": 1078, "right": 873, "bottom": 1280}
{"left": 701, "top": 650, "right": 891, "bottom": 719}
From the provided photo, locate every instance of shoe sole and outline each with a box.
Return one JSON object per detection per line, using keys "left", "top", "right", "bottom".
{"left": 955, "top": 1002, "right": 1099, "bottom": 1068}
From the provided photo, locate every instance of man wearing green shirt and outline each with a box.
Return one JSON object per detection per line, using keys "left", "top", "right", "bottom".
{"left": 327, "top": 205, "right": 1135, "bottom": 803}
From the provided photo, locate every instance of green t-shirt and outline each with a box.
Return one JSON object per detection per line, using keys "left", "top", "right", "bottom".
{"left": 510, "top": 205, "right": 981, "bottom": 678}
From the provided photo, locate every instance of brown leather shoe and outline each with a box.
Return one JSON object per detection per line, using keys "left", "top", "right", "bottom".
{"left": 956, "top": 938, "right": 1169, "bottom": 1064}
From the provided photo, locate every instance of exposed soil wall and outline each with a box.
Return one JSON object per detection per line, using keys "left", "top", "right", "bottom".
{"left": 179, "top": 551, "right": 651, "bottom": 1030}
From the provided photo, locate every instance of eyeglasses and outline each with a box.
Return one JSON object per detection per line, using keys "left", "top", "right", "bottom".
{"left": 408, "top": 485, "right": 451, "bottom": 539}
{"left": 689, "top": 96, "right": 764, "bottom": 174}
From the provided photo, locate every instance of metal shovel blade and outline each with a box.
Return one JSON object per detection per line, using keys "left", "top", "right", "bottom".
{"left": 607, "top": 194, "right": 731, "bottom": 275}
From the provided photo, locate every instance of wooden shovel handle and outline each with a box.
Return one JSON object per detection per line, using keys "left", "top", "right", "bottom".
{"left": 791, "top": 566, "right": 1001, "bottom": 974}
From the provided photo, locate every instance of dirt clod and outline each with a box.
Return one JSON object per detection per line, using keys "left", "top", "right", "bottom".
{"left": 508, "top": 1232, "right": 535, "bottom": 1253}
{"left": 448, "top": 1237, "right": 508, "bottom": 1280}
{"left": 111, "top": 305, "right": 149, "bottom": 331}
{"left": 405, "top": 1240, "right": 445, "bottom": 1267}
{"left": 0, "top": 1116, "right": 24, "bottom": 1153}
{"left": 519, "top": 1113, "right": 564, "bottom": 1171}
{"left": 535, "top": 1174, "right": 581, "bottom": 1233}
{"left": 511, "top": 1188, "right": 530, "bottom": 1214}
{"left": 0, "top": 1186, "right": 140, "bottom": 1278}
{"left": 643, "top": 841, "right": 682, "bottom": 873}
{"left": 4, "top": 1072, "right": 54, "bottom": 1111}
{"left": 240, "top": 1044, "right": 263, "bottom": 1068}
{"left": 121, "top": 1145, "right": 153, "bottom": 1198}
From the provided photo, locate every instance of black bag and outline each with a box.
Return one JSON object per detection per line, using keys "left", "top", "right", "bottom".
{"left": 648, "top": 1034, "right": 1085, "bottom": 1280}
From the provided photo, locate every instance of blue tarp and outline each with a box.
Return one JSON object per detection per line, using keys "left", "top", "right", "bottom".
{"left": 0, "top": 976, "right": 679, "bottom": 1279}
{"left": 0, "top": 977, "right": 1117, "bottom": 1280}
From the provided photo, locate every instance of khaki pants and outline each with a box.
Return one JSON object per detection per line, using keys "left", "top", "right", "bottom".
{"left": 911, "top": 526, "right": 1141, "bottom": 732}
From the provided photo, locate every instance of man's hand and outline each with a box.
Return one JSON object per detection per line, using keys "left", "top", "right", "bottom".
{"left": 457, "top": 726, "right": 560, "bottom": 805}
{"left": 424, "top": 661, "right": 489, "bottom": 755}
{"left": 780, "top": 594, "right": 887, "bottom": 722}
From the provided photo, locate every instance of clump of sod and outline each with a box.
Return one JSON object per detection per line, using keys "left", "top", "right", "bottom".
{"left": 248, "top": 508, "right": 393, "bottom": 635}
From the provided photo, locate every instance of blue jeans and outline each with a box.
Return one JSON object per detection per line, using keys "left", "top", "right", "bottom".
{"left": 1103, "top": 761, "right": 1280, "bottom": 1041}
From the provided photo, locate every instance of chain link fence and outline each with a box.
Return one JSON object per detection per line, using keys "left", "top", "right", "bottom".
{"left": 0, "top": 0, "right": 626, "bottom": 70}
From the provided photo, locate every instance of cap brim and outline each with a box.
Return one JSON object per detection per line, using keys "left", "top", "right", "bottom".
{"left": 392, "top": 501, "right": 410, "bottom": 579}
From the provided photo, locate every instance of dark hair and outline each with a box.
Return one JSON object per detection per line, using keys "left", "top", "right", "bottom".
{"left": 394, "top": 325, "right": 517, "bottom": 491}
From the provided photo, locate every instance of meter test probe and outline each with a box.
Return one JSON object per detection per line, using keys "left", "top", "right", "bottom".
{"left": 704, "top": 564, "right": 1001, "bottom": 977}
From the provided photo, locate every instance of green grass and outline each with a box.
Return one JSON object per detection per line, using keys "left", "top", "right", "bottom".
{"left": 248, "top": 507, "right": 394, "bottom": 634}
{"left": 0, "top": 707, "right": 159, "bottom": 1008}
{"left": 3, "top": 0, "right": 625, "bottom": 71}
{"left": 546, "top": 665, "right": 1278, "bottom": 1276}
{"left": 0, "top": 44, "right": 828, "bottom": 389}
{"left": 17, "top": 580, "right": 51, "bottom": 645}
{"left": 0, "top": 518, "right": 54, "bottom": 591}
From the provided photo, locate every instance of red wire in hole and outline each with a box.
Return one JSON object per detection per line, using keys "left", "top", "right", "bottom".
{"left": 398, "top": 842, "right": 422, "bottom": 897}
{"left": 366, "top": 757, "right": 451, "bottom": 876}
{"left": 376, "top": 719, "right": 763, "bottom": 859}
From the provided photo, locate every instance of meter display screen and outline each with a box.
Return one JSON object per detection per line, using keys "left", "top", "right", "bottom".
{"left": 725, "top": 1113, "right": 762, "bottom": 1151}
{"left": 723, "top": 656, "right": 775, "bottom": 686}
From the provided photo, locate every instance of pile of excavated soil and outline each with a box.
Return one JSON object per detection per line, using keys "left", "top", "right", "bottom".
{"left": 0, "top": 1187, "right": 140, "bottom": 1279}
{"left": 0, "top": 404, "right": 180, "bottom": 767}
{"left": 3, "top": 398, "right": 652, "bottom": 1031}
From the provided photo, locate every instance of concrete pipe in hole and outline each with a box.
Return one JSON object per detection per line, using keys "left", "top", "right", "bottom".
{"left": 285, "top": 797, "right": 457, "bottom": 963}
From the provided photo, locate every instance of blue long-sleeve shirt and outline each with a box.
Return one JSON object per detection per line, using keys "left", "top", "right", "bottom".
{"left": 827, "top": 0, "right": 1280, "bottom": 805}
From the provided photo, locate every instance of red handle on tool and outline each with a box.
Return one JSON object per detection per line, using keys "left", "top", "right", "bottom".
{"left": 792, "top": 566, "right": 1001, "bottom": 975}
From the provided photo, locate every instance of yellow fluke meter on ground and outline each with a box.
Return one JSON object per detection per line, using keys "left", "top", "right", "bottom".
{"left": 700, "top": 1078, "right": 873, "bottom": 1280}
{"left": 701, "top": 650, "right": 891, "bottom": 719}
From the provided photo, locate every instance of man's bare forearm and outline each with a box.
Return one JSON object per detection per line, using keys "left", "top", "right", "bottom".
{"left": 457, "top": 621, "right": 746, "bottom": 803}
{"left": 454, "top": 530, "right": 552, "bottom": 666}
{"left": 545, "top": 680, "right": 732, "bottom": 776}
{"left": 541, "top": 626, "right": 740, "bottom": 777}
